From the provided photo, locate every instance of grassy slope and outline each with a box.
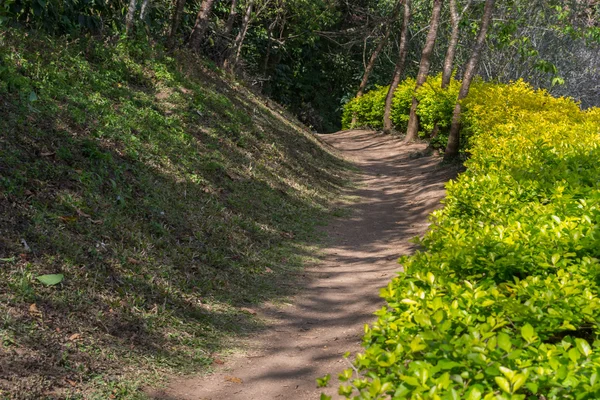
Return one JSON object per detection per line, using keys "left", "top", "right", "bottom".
{"left": 0, "top": 29, "right": 350, "bottom": 399}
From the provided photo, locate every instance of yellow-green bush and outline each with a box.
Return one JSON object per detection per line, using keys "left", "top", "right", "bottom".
{"left": 330, "top": 81, "right": 600, "bottom": 399}
{"left": 343, "top": 75, "right": 459, "bottom": 147}
{"left": 390, "top": 77, "right": 417, "bottom": 132}
{"left": 342, "top": 85, "right": 389, "bottom": 129}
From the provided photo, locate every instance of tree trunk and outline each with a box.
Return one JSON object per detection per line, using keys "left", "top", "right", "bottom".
{"left": 383, "top": 0, "right": 411, "bottom": 134}
{"left": 167, "top": 0, "right": 187, "bottom": 50}
{"left": 126, "top": 0, "right": 137, "bottom": 35}
{"left": 441, "top": 0, "right": 459, "bottom": 88}
{"left": 444, "top": 0, "right": 495, "bottom": 160}
{"left": 351, "top": 1, "right": 402, "bottom": 126}
{"left": 189, "top": 0, "right": 216, "bottom": 50}
{"left": 224, "top": 0, "right": 254, "bottom": 71}
{"left": 218, "top": 0, "right": 239, "bottom": 66}
{"left": 224, "top": 0, "right": 239, "bottom": 37}
{"left": 355, "top": 2, "right": 401, "bottom": 99}
{"left": 140, "top": 0, "right": 150, "bottom": 20}
{"left": 262, "top": 17, "right": 278, "bottom": 76}
{"left": 404, "top": 0, "right": 444, "bottom": 142}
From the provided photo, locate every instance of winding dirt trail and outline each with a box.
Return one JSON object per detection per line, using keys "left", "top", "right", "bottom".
{"left": 152, "top": 130, "right": 456, "bottom": 400}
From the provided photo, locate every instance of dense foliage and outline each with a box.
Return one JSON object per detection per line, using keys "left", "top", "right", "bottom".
{"left": 342, "top": 74, "right": 461, "bottom": 148}
{"left": 329, "top": 81, "right": 600, "bottom": 399}
{"left": 1, "top": 0, "right": 597, "bottom": 131}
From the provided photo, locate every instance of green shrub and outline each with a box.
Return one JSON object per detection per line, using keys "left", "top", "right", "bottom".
{"left": 390, "top": 77, "right": 416, "bottom": 133}
{"left": 331, "top": 80, "right": 600, "bottom": 399}
{"left": 342, "top": 85, "right": 389, "bottom": 130}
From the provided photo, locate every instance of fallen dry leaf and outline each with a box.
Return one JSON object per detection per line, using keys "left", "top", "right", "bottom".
{"left": 29, "top": 303, "right": 40, "bottom": 315}
{"left": 65, "top": 378, "right": 77, "bottom": 387}
{"left": 225, "top": 376, "right": 243, "bottom": 384}
{"left": 264, "top": 267, "right": 273, "bottom": 274}
{"left": 213, "top": 358, "right": 225, "bottom": 365}
{"left": 240, "top": 307, "right": 257, "bottom": 315}
{"left": 40, "top": 151, "right": 56, "bottom": 157}
{"left": 68, "top": 333, "right": 81, "bottom": 341}
{"left": 127, "top": 257, "right": 141, "bottom": 265}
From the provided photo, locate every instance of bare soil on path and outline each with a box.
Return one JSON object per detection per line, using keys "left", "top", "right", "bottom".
{"left": 151, "top": 130, "right": 457, "bottom": 400}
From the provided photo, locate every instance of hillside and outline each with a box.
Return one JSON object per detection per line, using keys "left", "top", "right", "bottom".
{"left": 0, "top": 29, "right": 351, "bottom": 399}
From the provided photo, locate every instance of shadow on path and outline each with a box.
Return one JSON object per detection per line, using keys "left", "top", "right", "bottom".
{"left": 149, "top": 129, "right": 459, "bottom": 400}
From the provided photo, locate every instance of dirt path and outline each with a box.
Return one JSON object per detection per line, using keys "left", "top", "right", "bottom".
{"left": 151, "top": 130, "right": 456, "bottom": 400}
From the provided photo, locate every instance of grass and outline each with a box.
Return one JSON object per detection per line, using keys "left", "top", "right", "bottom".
{"left": 0, "top": 29, "right": 352, "bottom": 399}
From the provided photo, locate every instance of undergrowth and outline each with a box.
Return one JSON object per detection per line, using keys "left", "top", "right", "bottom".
{"left": 0, "top": 29, "right": 350, "bottom": 399}
{"left": 329, "top": 81, "right": 600, "bottom": 398}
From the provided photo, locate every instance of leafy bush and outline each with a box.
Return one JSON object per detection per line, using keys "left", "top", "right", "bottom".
{"left": 344, "top": 75, "right": 459, "bottom": 147}
{"left": 390, "top": 77, "right": 416, "bottom": 133}
{"left": 331, "top": 81, "right": 600, "bottom": 399}
{"left": 342, "top": 85, "right": 389, "bottom": 129}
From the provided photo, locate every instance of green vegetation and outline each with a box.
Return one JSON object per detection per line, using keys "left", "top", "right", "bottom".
{"left": 329, "top": 81, "right": 600, "bottom": 398}
{"left": 0, "top": 29, "right": 351, "bottom": 398}
{"left": 343, "top": 74, "right": 464, "bottom": 150}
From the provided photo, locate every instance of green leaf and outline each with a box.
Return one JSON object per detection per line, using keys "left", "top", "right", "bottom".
{"left": 28, "top": 90, "right": 38, "bottom": 102}
{"left": 466, "top": 385, "right": 483, "bottom": 400}
{"left": 316, "top": 374, "right": 331, "bottom": 388}
{"left": 521, "top": 324, "right": 535, "bottom": 343}
{"left": 568, "top": 347, "right": 580, "bottom": 362}
{"left": 525, "top": 382, "right": 538, "bottom": 394}
{"left": 36, "top": 274, "right": 64, "bottom": 286}
{"left": 512, "top": 373, "right": 528, "bottom": 392}
{"left": 498, "top": 332, "right": 512, "bottom": 352}
{"left": 320, "top": 394, "right": 332, "bottom": 400}
{"left": 575, "top": 338, "right": 592, "bottom": 357}
{"left": 495, "top": 376, "right": 511, "bottom": 393}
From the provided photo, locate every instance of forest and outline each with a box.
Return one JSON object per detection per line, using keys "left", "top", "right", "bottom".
{"left": 1, "top": 0, "right": 600, "bottom": 399}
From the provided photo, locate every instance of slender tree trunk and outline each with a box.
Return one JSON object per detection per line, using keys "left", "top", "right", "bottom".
{"left": 189, "top": 0, "right": 216, "bottom": 50}
{"left": 444, "top": 0, "right": 495, "bottom": 160}
{"left": 383, "top": 0, "right": 411, "bottom": 134}
{"left": 262, "top": 18, "right": 278, "bottom": 76}
{"left": 224, "top": 0, "right": 254, "bottom": 71}
{"left": 140, "top": 0, "right": 150, "bottom": 20}
{"left": 224, "top": 0, "right": 239, "bottom": 37}
{"left": 218, "top": 0, "right": 239, "bottom": 66}
{"left": 351, "top": 1, "right": 402, "bottom": 125}
{"left": 430, "top": 0, "right": 467, "bottom": 139}
{"left": 404, "top": 0, "right": 444, "bottom": 142}
{"left": 167, "top": 0, "right": 187, "bottom": 49}
{"left": 441, "top": 0, "right": 459, "bottom": 88}
{"left": 126, "top": 0, "right": 137, "bottom": 35}
{"left": 356, "top": 6, "right": 401, "bottom": 100}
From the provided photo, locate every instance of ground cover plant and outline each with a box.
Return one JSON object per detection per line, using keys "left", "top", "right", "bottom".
{"left": 0, "top": 29, "right": 351, "bottom": 399}
{"left": 328, "top": 81, "right": 600, "bottom": 398}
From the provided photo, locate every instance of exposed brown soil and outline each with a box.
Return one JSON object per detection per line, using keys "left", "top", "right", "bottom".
{"left": 150, "top": 129, "right": 458, "bottom": 400}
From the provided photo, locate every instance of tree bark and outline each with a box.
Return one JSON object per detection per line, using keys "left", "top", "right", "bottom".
{"left": 224, "top": 0, "right": 255, "bottom": 71}
{"left": 441, "top": 0, "right": 471, "bottom": 88}
{"left": 140, "top": 0, "right": 150, "bottom": 20}
{"left": 218, "top": 0, "right": 239, "bottom": 66}
{"left": 167, "top": 0, "right": 187, "bottom": 49}
{"left": 262, "top": 17, "right": 278, "bottom": 76}
{"left": 189, "top": 0, "right": 216, "bottom": 50}
{"left": 444, "top": 0, "right": 495, "bottom": 160}
{"left": 126, "top": 0, "right": 137, "bottom": 35}
{"left": 404, "top": 0, "right": 444, "bottom": 142}
{"left": 224, "top": 0, "right": 239, "bottom": 37}
{"left": 383, "top": 0, "right": 411, "bottom": 134}
{"left": 441, "top": 0, "right": 459, "bottom": 88}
